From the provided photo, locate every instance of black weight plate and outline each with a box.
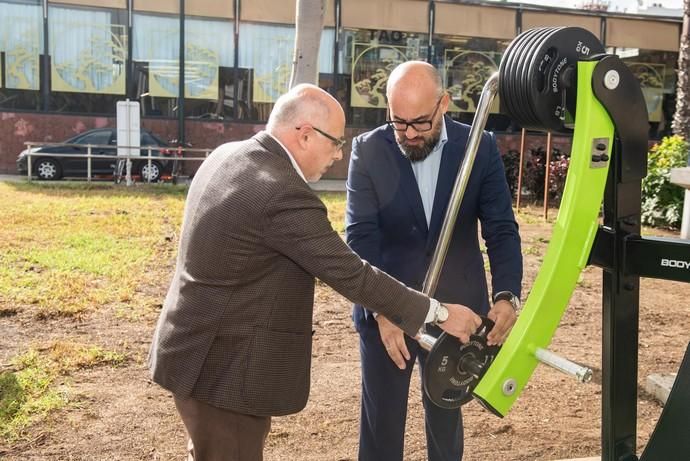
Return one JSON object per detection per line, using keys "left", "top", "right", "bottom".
{"left": 525, "top": 27, "right": 605, "bottom": 132}
{"left": 500, "top": 27, "right": 555, "bottom": 126}
{"left": 423, "top": 317, "right": 499, "bottom": 409}
{"left": 509, "top": 28, "right": 551, "bottom": 126}
{"left": 522, "top": 27, "right": 566, "bottom": 130}
{"left": 499, "top": 28, "right": 542, "bottom": 121}
{"left": 501, "top": 29, "right": 539, "bottom": 121}
{"left": 514, "top": 27, "right": 559, "bottom": 127}
{"left": 499, "top": 30, "right": 529, "bottom": 119}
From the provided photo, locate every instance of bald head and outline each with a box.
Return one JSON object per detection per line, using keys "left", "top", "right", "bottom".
{"left": 267, "top": 84, "right": 344, "bottom": 134}
{"left": 266, "top": 84, "right": 346, "bottom": 183}
{"left": 386, "top": 61, "right": 443, "bottom": 102}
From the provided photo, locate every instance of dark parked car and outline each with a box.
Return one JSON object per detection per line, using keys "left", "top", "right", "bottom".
{"left": 16, "top": 128, "right": 173, "bottom": 182}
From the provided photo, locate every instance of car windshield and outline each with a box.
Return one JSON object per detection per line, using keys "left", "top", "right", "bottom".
{"left": 61, "top": 130, "right": 111, "bottom": 146}
{"left": 141, "top": 131, "right": 167, "bottom": 146}
{"left": 60, "top": 129, "right": 166, "bottom": 148}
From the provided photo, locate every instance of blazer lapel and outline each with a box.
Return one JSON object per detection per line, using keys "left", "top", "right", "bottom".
{"left": 426, "top": 120, "right": 468, "bottom": 249}
{"left": 386, "top": 130, "right": 429, "bottom": 234}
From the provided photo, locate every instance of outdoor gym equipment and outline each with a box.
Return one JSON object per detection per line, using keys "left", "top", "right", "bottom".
{"left": 417, "top": 26, "right": 690, "bottom": 461}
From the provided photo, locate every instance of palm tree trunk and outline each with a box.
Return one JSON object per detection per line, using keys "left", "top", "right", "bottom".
{"left": 289, "top": 0, "right": 326, "bottom": 88}
{"left": 672, "top": 0, "right": 690, "bottom": 141}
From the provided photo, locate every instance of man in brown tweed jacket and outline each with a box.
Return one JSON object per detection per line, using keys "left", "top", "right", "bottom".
{"left": 148, "top": 84, "right": 482, "bottom": 460}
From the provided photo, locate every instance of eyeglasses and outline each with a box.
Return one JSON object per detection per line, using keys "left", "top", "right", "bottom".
{"left": 296, "top": 126, "right": 347, "bottom": 150}
{"left": 386, "top": 96, "right": 443, "bottom": 132}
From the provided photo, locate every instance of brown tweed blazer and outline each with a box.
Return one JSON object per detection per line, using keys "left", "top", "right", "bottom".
{"left": 148, "top": 131, "right": 428, "bottom": 416}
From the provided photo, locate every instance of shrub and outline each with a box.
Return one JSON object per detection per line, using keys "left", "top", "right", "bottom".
{"left": 502, "top": 146, "right": 570, "bottom": 202}
{"left": 641, "top": 135, "right": 689, "bottom": 229}
{"left": 501, "top": 149, "right": 520, "bottom": 198}
{"left": 523, "top": 146, "right": 547, "bottom": 199}
{"left": 547, "top": 152, "right": 570, "bottom": 202}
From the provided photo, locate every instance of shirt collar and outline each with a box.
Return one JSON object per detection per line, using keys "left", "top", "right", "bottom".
{"left": 268, "top": 133, "right": 307, "bottom": 183}
{"left": 436, "top": 116, "right": 449, "bottom": 152}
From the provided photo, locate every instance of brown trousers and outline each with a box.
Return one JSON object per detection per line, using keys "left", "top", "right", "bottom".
{"left": 174, "top": 395, "right": 271, "bottom": 461}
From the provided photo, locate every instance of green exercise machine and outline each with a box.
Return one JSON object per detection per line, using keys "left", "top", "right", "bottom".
{"left": 417, "top": 27, "right": 690, "bottom": 461}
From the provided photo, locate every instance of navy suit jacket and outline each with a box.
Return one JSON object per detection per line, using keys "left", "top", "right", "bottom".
{"left": 346, "top": 116, "right": 522, "bottom": 330}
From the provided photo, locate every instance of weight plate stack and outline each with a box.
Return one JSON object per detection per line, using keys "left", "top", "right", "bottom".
{"left": 499, "top": 27, "right": 605, "bottom": 133}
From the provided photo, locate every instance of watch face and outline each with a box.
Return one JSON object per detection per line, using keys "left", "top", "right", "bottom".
{"left": 438, "top": 305, "right": 449, "bottom": 322}
{"left": 495, "top": 291, "right": 520, "bottom": 311}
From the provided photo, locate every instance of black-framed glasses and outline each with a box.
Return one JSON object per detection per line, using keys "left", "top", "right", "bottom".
{"left": 386, "top": 96, "right": 443, "bottom": 132}
{"left": 296, "top": 126, "right": 347, "bottom": 150}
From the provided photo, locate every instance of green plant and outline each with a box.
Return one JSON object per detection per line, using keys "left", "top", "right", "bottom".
{"left": 501, "top": 149, "right": 520, "bottom": 198}
{"left": 503, "top": 147, "right": 570, "bottom": 203}
{"left": 641, "top": 135, "right": 689, "bottom": 229}
{"left": 0, "top": 342, "right": 126, "bottom": 441}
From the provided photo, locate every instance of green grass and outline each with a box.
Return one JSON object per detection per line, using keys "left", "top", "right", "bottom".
{"left": 318, "top": 191, "right": 347, "bottom": 233}
{"left": 0, "top": 183, "right": 346, "bottom": 319}
{"left": 0, "top": 182, "right": 176, "bottom": 441}
{"left": 0, "top": 341, "right": 126, "bottom": 441}
{"left": 0, "top": 182, "right": 186, "bottom": 319}
{"left": 0, "top": 182, "right": 346, "bottom": 442}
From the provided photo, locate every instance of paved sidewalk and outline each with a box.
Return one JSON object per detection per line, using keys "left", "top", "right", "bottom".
{"left": 0, "top": 174, "right": 348, "bottom": 192}
{"left": 0, "top": 174, "right": 24, "bottom": 182}
{"left": 310, "top": 178, "right": 346, "bottom": 192}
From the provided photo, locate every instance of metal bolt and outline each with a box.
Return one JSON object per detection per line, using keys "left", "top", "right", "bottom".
{"left": 604, "top": 70, "right": 620, "bottom": 90}
{"left": 502, "top": 378, "right": 517, "bottom": 396}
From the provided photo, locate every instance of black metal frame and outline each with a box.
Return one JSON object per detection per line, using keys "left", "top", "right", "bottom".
{"left": 588, "top": 56, "right": 690, "bottom": 461}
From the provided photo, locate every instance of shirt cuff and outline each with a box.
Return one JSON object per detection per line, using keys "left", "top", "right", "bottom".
{"left": 425, "top": 298, "right": 440, "bottom": 324}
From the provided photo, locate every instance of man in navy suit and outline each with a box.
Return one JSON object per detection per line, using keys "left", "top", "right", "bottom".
{"left": 346, "top": 61, "right": 523, "bottom": 461}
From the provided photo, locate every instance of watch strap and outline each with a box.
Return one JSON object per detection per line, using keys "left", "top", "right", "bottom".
{"left": 493, "top": 290, "right": 521, "bottom": 312}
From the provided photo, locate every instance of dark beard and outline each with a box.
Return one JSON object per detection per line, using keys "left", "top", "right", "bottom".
{"left": 398, "top": 134, "right": 440, "bottom": 162}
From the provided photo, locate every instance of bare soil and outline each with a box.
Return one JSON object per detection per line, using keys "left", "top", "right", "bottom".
{"left": 1, "top": 206, "right": 689, "bottom": 461}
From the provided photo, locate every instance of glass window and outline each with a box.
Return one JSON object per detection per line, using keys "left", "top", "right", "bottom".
{"left": 141, "top": 131, "right": 161, "bottom": 146}
{"left": 133, "top": 12, "right": 180, "bottom": 118}
{"left": 0, "top": 0, "right": 42, "bottom": 111}
{"left": 134, "top": 13, "right": 236, "bottom": 120}
{"left": 238, "top": 22, "right": 335, "bottom": 122}
{"left": 432, "top": 34, "right": 514, "bottom": 132}
{"left": 183, "top": 15, "right": 235, "bottom": 120}
{"left": 77, "top": 130, "right": 113, "bottom": 146}
{"left": 48, "top": 4, "right": 128, "bottom": 114}
{"left": 337, "top": 28, "right": 429, "bottom": 128}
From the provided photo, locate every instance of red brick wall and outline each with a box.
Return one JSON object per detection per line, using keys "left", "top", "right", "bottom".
{"left": 0, "top": 112, "right": 267, "bottom": 176}
{"left": 1, "top": 112, "right": 112, "bottom": 173}
{"left": 1, "top": 111, "right": 581, "bottom": 179}
{"left": 0, "top": 112, "right": 376, "bottom": 179}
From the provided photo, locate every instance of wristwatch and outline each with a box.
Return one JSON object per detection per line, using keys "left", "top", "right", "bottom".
{"left": 493, "top": 291, "right": 521, "bottom": 313}
{"left": 431, "top": 299, "right": 449, "bottom": 324}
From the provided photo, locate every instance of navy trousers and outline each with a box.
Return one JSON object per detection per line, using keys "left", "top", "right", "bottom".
{"left": 358, "top": 320, "right": 463, "bottom": 461}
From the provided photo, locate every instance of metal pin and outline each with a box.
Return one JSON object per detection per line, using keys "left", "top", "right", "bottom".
{"left": 535, "top": 348, "right": 593, "bottom": 383}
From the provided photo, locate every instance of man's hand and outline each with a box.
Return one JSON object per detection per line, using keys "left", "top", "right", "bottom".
{"left": 376, "top": 315, "right": 410, "bottom": 370}
{"left": 437, "top": 303, "right": 482, "bottom": 344}
{"left": 486, "top": 300, "right": 517, "bottom": 345}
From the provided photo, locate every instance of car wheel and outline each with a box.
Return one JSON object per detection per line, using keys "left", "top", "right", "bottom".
{"left": 138, "top": 161, "right": 162, "bottom": 182}
{"left": 35, "top": 158, "right": 62, "bottom": 180}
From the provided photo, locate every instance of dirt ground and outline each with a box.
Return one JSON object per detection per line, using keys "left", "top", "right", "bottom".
{"left": 1, "top": 206, "right": 689, "bottom": 461}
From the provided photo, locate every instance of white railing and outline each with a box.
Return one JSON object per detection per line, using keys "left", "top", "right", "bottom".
{"left": 23, "top": 141, "right": 212, "bottom": 184}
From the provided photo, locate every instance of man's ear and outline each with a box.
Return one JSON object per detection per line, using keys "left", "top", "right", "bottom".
{"left": 440, "top": 92, "right": 451, "bottom": 115}
{"left": 296, "top": 126, "right": 312, "bottom": 150}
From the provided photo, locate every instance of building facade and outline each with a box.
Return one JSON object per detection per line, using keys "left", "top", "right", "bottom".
{"left": 0, "top": 0, "right": 683, "bottom": 177}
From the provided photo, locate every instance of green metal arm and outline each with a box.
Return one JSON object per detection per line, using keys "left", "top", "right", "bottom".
{"left": 473, "top": 61, "right": 615, "bottom": 416}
